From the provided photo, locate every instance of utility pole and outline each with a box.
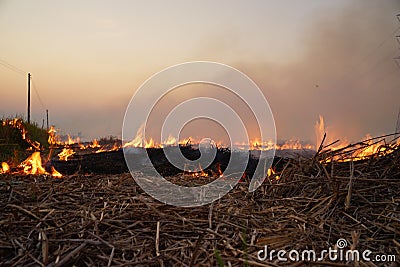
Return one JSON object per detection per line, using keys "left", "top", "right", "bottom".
{"left": 27, "top": 73, "right": 31, "bottom": 124}
{"left": 396, "top": 108, "right": 400, "bottom": 137}
{"left": 46, "top": 109, "right": 49, "bottom": 130}
{"left": 395, "top": 15, "right": 400, "bottom": 138}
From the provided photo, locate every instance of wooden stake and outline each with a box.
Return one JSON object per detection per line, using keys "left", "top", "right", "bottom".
{"left": 155, "top": 221, "right": 160, "bottom": 256}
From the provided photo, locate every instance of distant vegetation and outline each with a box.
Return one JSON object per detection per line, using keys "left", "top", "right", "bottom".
{"left": 0, "top": 117, "right": 49, "bottom": 162}
{"left": 98, "top": 136, "right": 121, "bottom": 146}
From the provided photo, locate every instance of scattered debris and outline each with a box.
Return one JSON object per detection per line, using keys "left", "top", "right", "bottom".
{"left": 0, "top": 140, "right": 399, "bottom": 266}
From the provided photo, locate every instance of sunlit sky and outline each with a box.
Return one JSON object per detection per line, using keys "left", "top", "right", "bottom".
{"left": 1, "top": 0, "right": 399, "bottom": 144}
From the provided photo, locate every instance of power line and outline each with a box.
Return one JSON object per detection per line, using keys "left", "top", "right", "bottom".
{"left": 349, "top": 49, "right": 400, "bottom": 85}
{"left": 0, "top": 58, "right": 26, "bottom": 75}
{"left": 0, "top": 59, "right": 49, "bottom": 125}
{"left": 332, "top": 24, "right": 400, "bottom": 87}
{"left": 31, "top": 78, "right": 47, "bottom": 111}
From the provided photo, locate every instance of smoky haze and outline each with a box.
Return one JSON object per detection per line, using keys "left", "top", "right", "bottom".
{"left": 230, "top": 1, "right": 400, "bottom": 143}
{"left": 0, "top": 1, "right": 399, "bottom": 144}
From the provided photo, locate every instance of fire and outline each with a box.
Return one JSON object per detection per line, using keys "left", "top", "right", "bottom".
{"left": 2, "top": 118, "right": 41, "bottom": 150}
{"left": 48, "top": 126, "right": 66, "bottom": 146}
{"left": 123, "top": 124, "right": 163, "bottom": 148}
{"left": 278, "top": 140, "right": 313, "bottom": 150}
{"left": 267, "top": 167, "right": 280, "bottom": 180}
{"left": 314, "top": 115, "right": 350, "bottom": 151}
{"left": 350, "top": 134, "right": 386, "bottom": 160}
{"left": 184, "top": 163, "right": 209, "bottom": 178}
{"left": 111, "top": 143, "right": 120, "bottom": 151}
{"left": 233, "top": 139, "right": 313, "bottom": 151}
{"left": 51, "top": 166, "right": 62, "bottom": 178}
{"left": 314, "top": 116, "right": 397, "bottom": 162}
{"left": 145, "top": 138, "right": 156, "bottom": 148}
{"left": 315, "top": 115, "right": 325, "bottom": 149}
{"left": 1, "top": 162, "right": 10, "bottom": 173}
{"left": 215, "top": 163, "right": 223, "bottom": 177}
{"left": 90, "top": 139, "right": 100, "bottom": 148}
{"left": 66, "top": 135, "right": 75, "bottom": 145}
{"left": 193, "top": 163, "right": 208, "bottom": 177}
{"left": 19, "top": 152, "right": 47, "bottom": 175}
{"left": 199, "top": 164, "right": 208, "bottom": 177}
{"left": 95, "top": 147, "right": 107, "bottom": 153}
{"left": 48, "top": 126, "right": 57, "bottom": 145}
{"left": 123, "top": 124, "right": 145, "bottom": 148}
{"left": 163, "top": 134, "right": 177, "bottom": 146}
{"left": 58, "top": 148, "right": 75, "bottom": 161}
{"left": 179, "top": 137, "right": 192, "bottom": 146}
{"left": 18, "top": 152, "right": 62, "bottom": 177}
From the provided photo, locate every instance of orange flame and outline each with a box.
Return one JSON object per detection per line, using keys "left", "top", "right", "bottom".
{"left": 315, "top": 115, "right": 325, "bottom": 149}
{"left": 184, "top": 163, "right": 209, "bottom": 178}
{"left": 18, "top": 152, "right": 62, "bottom": 177}
{"left": 123, "top": 124, "right": 164, "bottom": 148}
{"left": 314, "top": 116, "right": 395, "bottom": 162}
{"left": 51, "top": 166, "right": 62, "bottom": 178}
{"left": 145, "top": 138, "right": 156, "bottom": 148}
{"left": 216, "top": 163, "right": 223, "bottom": 177}
{"left": 2, "top": 118, "right": 41, "bottom": 150}
{"left": 47, "top": 125, "right": 63, "bottom": 145}
{"left": 163, "top": 134, "right": 177, "bottom": 146}
{"left": 58, "top": 148, "right": 75, "bottom": 161}
{"left": 90, "top": 139, "right": 100, "bottom": 148}
{"left": 314, "top": 115, "right": 349, "bottom": 151}
{"left": 123, "top": 124, "right": 145, "bottom": 148}
{"left": 179, "top": 137, "right": 192, "bottom": 146}
{"left": 19, "top": 152, "right": 47, "bottom": 175}
{"left": 66, "top": 135, "right": 74, "bottom": 145}
{"left": 267, "top": 167, "right": 280, "bottom": 180}
{"left": 1, "top": 162, "right": 10, "bottom": 173}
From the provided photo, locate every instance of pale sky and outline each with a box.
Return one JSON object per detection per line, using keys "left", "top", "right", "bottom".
{"left": 1, "top": 0, "right": 399, "bottom": 144}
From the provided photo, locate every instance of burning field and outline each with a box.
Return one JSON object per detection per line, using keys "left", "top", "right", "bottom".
{"left": 0, "top": 117, "right": 400, "bottom": 266}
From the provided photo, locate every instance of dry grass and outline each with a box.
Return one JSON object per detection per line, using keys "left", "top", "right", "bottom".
{"left": 0, "top": 142, "right": 399, "bottom": 266}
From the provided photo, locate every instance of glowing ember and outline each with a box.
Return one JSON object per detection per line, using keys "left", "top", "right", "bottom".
{"left": 267, "top": 167, "right": 280, "bottom": 180}
{"left": 193, "top": 163, "right": 208, "bottom": 177}
{"left": 95, "top": 147, "right": 107, "bottom": 153}
{"left": 199, "top": 163, "right": 208, "bottom": 177}
{"left": 58, "top": 148, "right": 75, "bottom": 161}
{"left": 1, "top": 162, "right": 10, "bottom": 173}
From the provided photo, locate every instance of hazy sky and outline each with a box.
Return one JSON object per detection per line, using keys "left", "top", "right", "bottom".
{"left": 1, "top": 0, "right": 399, "bottom": 144}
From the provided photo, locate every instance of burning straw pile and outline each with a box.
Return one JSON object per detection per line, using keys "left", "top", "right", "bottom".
{"left": 0, "top": 139, "right": 399, "bottom": 266}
